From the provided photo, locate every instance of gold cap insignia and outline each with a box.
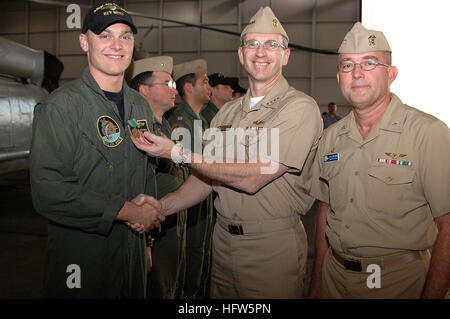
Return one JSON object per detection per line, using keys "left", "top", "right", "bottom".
{"left": 368, "top": 34, "right": 376, "bottom": 46}
{"left": 272, "top": 19, "right": 278, "bottom": 28}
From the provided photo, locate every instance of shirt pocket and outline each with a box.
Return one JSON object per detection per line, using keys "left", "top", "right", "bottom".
{"left": 367, "top": 165, "right": 416, "bottom": 214}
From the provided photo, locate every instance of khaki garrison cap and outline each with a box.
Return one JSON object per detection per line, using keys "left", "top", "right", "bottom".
{"left": 241, "top": 6, "right": 289, "bottom": 42}
{"left": 338, "top": 22, "right": 391, "bottom": 54}
{"left": 130, "top": 56, "right": 173, "bottom": 79}
{"left": 173, "top": 59, "right": 207, "bottom": 81}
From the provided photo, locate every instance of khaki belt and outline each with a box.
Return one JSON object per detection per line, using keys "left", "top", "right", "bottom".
{"left": 217, "top": 215, "right": 300, "bottom": 235}
{"left": 331, "top": 248, "right": 429, "bottom": 272}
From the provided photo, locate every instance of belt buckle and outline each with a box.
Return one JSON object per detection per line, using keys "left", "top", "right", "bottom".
{"left": 344, "top": 258, "right": 362, "bottom": 272}
{"left": 228, "top": 224, "right": 244, "bottom": 235}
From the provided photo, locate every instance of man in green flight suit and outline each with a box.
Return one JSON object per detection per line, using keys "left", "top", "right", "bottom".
{"left": 29, "top": 3, "right": 164, "bottom": 298}
{"left": 129, "top": 56, "right": 189, "bottom": 298}
{"left": 164, "top": 59, "right": 215, "bottom": 298}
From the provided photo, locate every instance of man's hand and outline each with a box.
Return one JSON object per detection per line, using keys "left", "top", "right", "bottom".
{"left": 131, "top": 131, "right": 175, "bottom": 160}
{"left": 118, "top": 194, "right": 165, "bottom": 233}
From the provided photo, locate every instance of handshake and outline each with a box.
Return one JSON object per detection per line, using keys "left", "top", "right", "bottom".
{"left": 119, "top": 194, "right": 165, "bottom": 233}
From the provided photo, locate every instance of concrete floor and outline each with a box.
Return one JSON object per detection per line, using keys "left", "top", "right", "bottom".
{"left": 0, "top": 169, "right": 318, "bottom": 299}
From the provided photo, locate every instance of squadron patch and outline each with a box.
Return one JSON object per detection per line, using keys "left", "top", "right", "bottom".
{"left": 97, "top": 116, "right": 123, "bottom": 147}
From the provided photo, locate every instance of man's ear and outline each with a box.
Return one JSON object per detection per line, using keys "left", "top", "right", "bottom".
{"left": 388, "top": 66, "right": 398, "bottom": 86}
{"left": 79, "top": 33, "right": 88, "bottom": 52}
{"left": 238, "top": 46, "right": 244, "bottom": 66}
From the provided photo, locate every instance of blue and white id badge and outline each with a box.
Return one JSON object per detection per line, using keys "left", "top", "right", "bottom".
{"left": 323, "top": 153, "right": 339, "bottom": 163}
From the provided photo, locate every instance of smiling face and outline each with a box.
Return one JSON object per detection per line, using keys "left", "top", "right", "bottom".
{"left": 79, "top": 23, "right": 134, "bottom": 85}
{"left": 337, "top": 51, "right": 397, "bottom": 111}
{"left": 238, "top": 33, "right": 290, "bottom": 89}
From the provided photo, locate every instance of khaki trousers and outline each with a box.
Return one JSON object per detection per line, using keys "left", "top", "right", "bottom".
{"left": 321, "top": 248, "right": 430, "bottom": 298}
{"left": 211, "top": 216, "right": 307, "bottom": 299}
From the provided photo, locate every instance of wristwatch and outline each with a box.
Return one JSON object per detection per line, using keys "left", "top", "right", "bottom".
{"left": 172, "top": 142, "right": 190, "bottom": 165}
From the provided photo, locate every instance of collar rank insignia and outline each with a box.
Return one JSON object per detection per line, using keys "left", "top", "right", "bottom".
{"left": 128, "top": 118, "right": 149, "bottom": 138}
{"left": 97, "top": 116, "right": 123, "bottom": 147}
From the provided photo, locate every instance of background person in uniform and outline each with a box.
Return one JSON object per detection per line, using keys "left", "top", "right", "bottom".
{"left": 29, "top": 3, "right": 164, "bottom": 298}
{"left": 322, "top": 102, "right": 342, "bottom": 129}
{"left": 200, "top": 73, "right": 236, "bottom": 126}
{"left": 164, "top": 59, "right": 215, "bottom": 299}
{"left": 308, "top": 22, "right": 450, "bottom": 299}
{"left": 129, "top": 6, "right": 322, "bottom": 298}
{"left": 231, "top": 79, "right": 247, "bottom": 99}
{"left": 129, "top": 56, "right": 189, "bottom": 298}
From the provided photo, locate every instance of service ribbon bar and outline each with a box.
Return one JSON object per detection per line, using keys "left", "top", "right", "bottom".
{"left": 128, "top": 118, "right": 138, "bottom": 128}
{"left": 377, "top": 158, "right": 412, "bottom": 166}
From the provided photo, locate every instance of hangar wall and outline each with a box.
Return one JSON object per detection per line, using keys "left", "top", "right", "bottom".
{"left": 0, "top": 0, "right": 360, "bottom": 115}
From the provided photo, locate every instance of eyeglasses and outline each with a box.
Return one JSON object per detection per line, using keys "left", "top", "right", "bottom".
{"left": 338, "top": 59, "right": 390, "bottom": 73}
{"left": 145, "top": 80, "right": 176, "bottom": 89}
{"left": 242, "top": 39, "right": 287, "bottom": 51}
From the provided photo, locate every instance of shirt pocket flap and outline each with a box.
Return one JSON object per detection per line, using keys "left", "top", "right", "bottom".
{"left": 368, "top": 166, "right": 415, "bottom": 185}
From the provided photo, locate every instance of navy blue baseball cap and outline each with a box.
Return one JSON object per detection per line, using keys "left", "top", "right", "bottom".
{"left": 82, "top": 3, "right": 138, "bottom": 34}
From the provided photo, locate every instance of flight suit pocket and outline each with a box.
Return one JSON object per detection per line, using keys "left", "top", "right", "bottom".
{"left": 367, "top": 165, "right": 415, "bottom": 213}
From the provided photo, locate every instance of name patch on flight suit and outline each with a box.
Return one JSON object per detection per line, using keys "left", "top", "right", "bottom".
{"left": 97, "top": 115, "right": 123, "bottom": 147}
{"left": 127, "top": 118, "right": 149, "bottom": 138}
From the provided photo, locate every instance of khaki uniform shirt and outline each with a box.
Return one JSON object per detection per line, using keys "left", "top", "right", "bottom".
{"left": 310, "top": 94, "right": 450, "bottom": 257}
{"left": 209, "top": 76, "right": 323, "bottom": 220}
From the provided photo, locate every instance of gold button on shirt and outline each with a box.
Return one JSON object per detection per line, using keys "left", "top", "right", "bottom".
{"left": 310, "top": 94, "right": 450, "bottom": 257}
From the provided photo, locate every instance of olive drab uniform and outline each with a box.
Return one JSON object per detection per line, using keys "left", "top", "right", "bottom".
{"left": 166, "top": 100, "right": 215, "bottom": 299}
{"left": 208, "top": 76, "right": 323, "bottom": 298}
{"left": 310, "top": 94, "right": 450, "bottom": 298}
{"left": 146, "top": 114, "right": 189, "bottom": 299}
{"left": 200, "top": 101, "right": 219, "bottom": 127}
{"left": 30, "top": 68, "right": 157, "bottom": 298}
